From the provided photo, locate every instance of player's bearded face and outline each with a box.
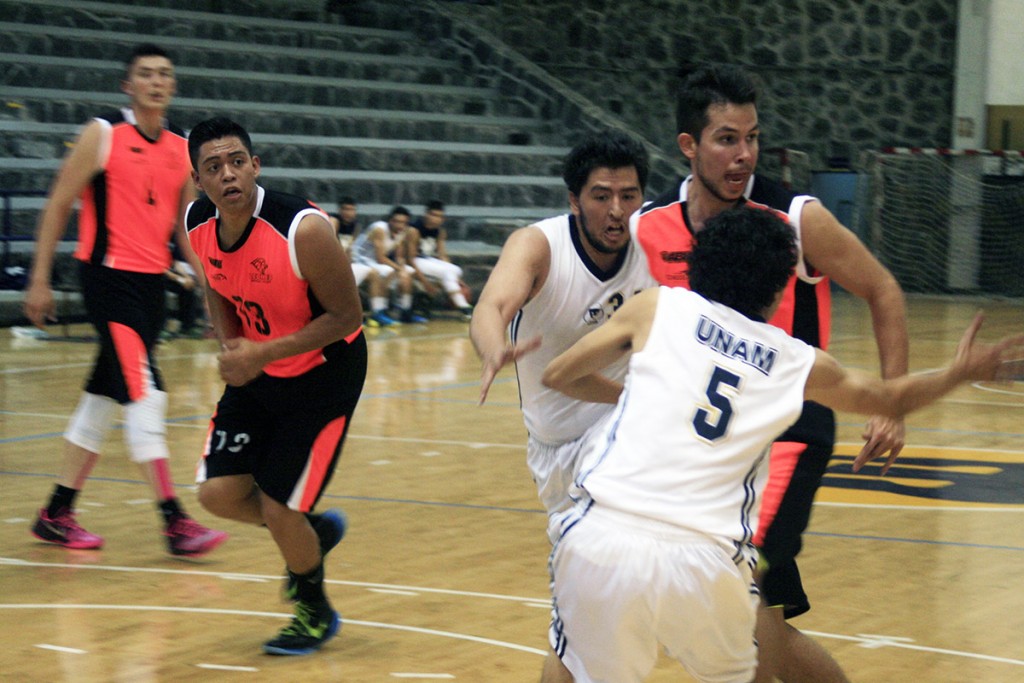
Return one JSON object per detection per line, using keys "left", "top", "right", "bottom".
{"left": 573, "top": 166, "right": 643, "bottom": 256}
{"left": 578, "top": 210, "right": 624, "bottom": 255}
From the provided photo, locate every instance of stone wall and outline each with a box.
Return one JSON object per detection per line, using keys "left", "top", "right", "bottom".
{"left": 439, "top": 0, "right": 957, "bottom": 172}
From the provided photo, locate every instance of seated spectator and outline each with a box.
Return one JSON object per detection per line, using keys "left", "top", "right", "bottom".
{"left": 326, "top": 196, "right": 393, "bottom": 327}
{"left": 329, "top": 196, "right": 361, "bottom": 252}
{"left": 351, "top": 206, "right": 426, "bottom": 325}
{"left": 406, "top": 200, "right": 473, "bottom": 321}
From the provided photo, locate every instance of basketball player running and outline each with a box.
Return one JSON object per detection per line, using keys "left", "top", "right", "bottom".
{"left": 186, "top": 117, "right": 367, "bottom": 656}
{"left": 631, "top": 63, "right": 910, "bottom": 682}
{"left": 470, "top": 130, "right": 655, "bottom": 681}
{"left": 24, "top": 43, "right": 227, "bottom": 557}
{"left": 542, "top": 207, "right": 1021, "bottom": 683}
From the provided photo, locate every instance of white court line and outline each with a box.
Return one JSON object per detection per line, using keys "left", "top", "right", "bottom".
{"left": 35, "top": 644, "right": 87, "bottom": 655}
{"left": 196, "top": 663, "right": 259, "bottom": 672}
{"left": 5, "top": 603, "right": 1019, "bottom": 669}
{"left": 805, "top": 630, "right": 1024, "bottom": 667}
{"left": 391, "top": 674, "right": 455, "bottom": 680}
{"left": 972, "top": 383, "right": 1024, "bottom": 397}
{"left": 0, "top": 558, "right": 549, "bottom": 604}
{"left": 0, "top": 604, "right": 547, "bottom": 657}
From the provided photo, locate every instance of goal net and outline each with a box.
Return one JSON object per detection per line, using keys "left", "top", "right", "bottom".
{"left": 760, "top": 148, "right": 811, "bottom": 193}
{"left": 856, "top": 148, "right": 1024, "bottom": 298}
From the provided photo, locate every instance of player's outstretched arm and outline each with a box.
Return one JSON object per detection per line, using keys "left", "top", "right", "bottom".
{"left": 470, "top": 227, "right": 548, "bottom": 404}
{"left": 800, "top": 200, "right": 911, "bottom": 472}
{"left": 806, "top": 313, "right": 1024, "bottom": 472}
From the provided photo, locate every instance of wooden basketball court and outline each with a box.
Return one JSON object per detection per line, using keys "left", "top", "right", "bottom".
{"left": 1, "top": 293, "right": 1022, "bottom": 682}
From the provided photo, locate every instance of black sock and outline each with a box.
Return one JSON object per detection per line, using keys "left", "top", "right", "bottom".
{"left": 46, "top": 485, "right": 78, "bottom": 517}
{"left": 158, "top": 498, "right": 185, "bottom": 526}
{"left": 288, "top": 563, "right": 326, "bottom": 604}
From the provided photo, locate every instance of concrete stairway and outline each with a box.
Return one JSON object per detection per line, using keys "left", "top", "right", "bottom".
{"left": 0, "top": 0, "right": 683, "bottom": 324}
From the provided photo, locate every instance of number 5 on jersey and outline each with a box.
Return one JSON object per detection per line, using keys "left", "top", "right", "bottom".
{"left": 693, "top": 366, "right": 741, "bottom": 442}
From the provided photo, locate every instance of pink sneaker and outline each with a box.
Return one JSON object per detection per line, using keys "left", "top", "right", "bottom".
{"left": 31, "top": 507, "right": 104, "bottom": 549}
{"left": 165, "top": 516, "right": 228, "bottom": 557}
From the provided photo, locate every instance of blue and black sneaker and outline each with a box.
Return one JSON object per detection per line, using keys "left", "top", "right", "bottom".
{"left": 263, "top": 599, "right": 340, "bottom": 656}
{"left": 400, "top": 309, "right": 428, "bottom": 324}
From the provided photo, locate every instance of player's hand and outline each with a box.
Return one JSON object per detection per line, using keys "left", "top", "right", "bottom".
{"left": 952, "top": 312, "right": 1024, "bottom": 383}
{"left": 218, "top": 337, "right": 266, "bottom": 386}
{"left": 853, "top": 415, "right": 905, "bottom": 475}
{"left": 478, "top": 335, "right": 542, "bottom": 405}
{"left": 23, "top": 281, "right": 57, "bottom": 330}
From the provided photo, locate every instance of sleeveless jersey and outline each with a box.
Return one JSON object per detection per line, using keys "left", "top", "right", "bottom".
{"left": 410, "top": 217, "right": 439, "bottom": 257}
{"left": 633, "top": 175, "right": 832, "bottom": 348}
{"left": 333, "top": 215, "right": 359, "bottom": 251}
{"left": 512, "top": 214, "right": 656, "bottom": 444}
{"left": 351, "top": 220, "right": 401, "bottom": 265}
{"left": 571, "top": 287, "right": 815, "bottom": 544}
{"left": 633, "top": 175, "right": 835, "bottom": 446}
{"left": 74, "top": 108, "right": 190, "bottom": 273}
{"left": 186, "top": 186, "right": 331, "bottom": 378}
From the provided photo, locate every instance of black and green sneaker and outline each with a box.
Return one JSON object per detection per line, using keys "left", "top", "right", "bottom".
{"left": 283, "top": 508, "right": 347, "bottom": 602}
{"left": 263, "top": 599, "right": 340, "bottom": 656}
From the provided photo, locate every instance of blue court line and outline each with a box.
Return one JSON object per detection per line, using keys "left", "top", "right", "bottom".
{"left": 804, "top": 529, "right": 1024, "bottom": 553}
{"left": 2, "top": 468, "right": 1023, "bottom": 553}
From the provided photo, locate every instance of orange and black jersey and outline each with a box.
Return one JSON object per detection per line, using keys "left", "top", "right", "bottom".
{"left": 634, "top": 175, "right": 831, "bottom": 350}
{"left": 633, "top": 175, "right": 835, "bottom": 446}
{"left": 186, "top": 186, "right": 340, "bottom": 378}
{"left": 74, "top": 108, "right": 190, "bottom": 273}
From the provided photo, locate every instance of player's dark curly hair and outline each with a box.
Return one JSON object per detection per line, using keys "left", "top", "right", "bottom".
{"left": 676, "top": 64, "right": 760, "bottom": 140}
{"left": 688, "top": 207, "right": 797, "bottom": 319}
{"left": 562, "top": 129, "right": 650, "bottom": 196}
{"left": 188, "top": 116, "right": 253, "bottom": 170}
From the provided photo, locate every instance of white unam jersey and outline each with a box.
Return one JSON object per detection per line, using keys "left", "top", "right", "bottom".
{"left": 568, "top": 287, "right": 816, "bottom": 546}
{"left": 512, "top": 213, "right": 656, "bottom": 445}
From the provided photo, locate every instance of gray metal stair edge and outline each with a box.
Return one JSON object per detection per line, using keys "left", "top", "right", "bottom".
{"left": 0, "top": 0, "right": 411, "bottom": 40}
{"left": 0, "top": 121, "right": 568, "bottom": 156}
{"left": 0, "top": 158, "right": 562, "bottom": 186}
{"left": 0, "top": 22, "right": 447, "bottom": 67}
{"left": 0, "top": 87, "right": 543, "bottom": 127}
{"left": 258, "top": 168, "right": 563, "bottom": 185}
{"left": 0, "top": 53, "right": 495, "bottom": 98}
{"left": 0, "top": 196, "right": 565, "bottom": 221}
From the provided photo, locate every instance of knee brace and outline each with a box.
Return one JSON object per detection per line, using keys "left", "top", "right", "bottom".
{"left": 64, "top": 392, "right": 118, "bottom": 453}
{"left": 122, "top": 389, "right": 169, "bottom": 464}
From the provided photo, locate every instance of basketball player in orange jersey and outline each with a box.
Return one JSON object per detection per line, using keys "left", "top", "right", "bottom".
{"left": 24, "top": 44, "right": 227, "bottom": 557}
{"left": 632, "top": 64, "right": 909, "bottom": 682}
{"left": 186, "top": 117, "right": 367, "bottom": 656}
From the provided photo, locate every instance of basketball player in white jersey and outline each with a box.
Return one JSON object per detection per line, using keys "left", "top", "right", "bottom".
{"left": 472, "top": 130, "right": 655, "bottom": 517}
{"left": 470, "top": 129, "right": 655, "bottom": 681}
{"left": 541, "top": 207, "right": 1022, "bottom": 683}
